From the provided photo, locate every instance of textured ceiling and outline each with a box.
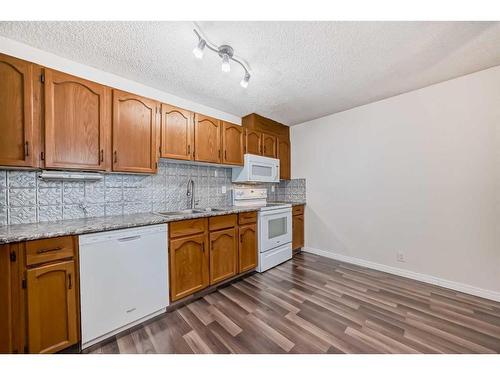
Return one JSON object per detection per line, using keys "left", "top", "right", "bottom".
{"left": 1, "top": 21, "right": 500, "bottom": 125}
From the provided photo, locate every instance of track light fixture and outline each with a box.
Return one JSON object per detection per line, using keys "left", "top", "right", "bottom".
{"left": 193, "top": 39, "right": 206, "bottom": 59}
{"left": 192, "top": 25, "right": 251, "bottom": 88}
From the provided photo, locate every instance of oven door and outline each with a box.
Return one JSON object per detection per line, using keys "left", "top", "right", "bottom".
{"left": 259, "top": 208, "right": 292, "bottom": 252}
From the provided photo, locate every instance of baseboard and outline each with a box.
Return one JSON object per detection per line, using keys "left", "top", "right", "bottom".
{"left": 303, "top": 247, "right": 500, "bottom": 303}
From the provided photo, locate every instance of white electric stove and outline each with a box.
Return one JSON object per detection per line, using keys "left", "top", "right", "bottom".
{"left": 233, "top": 188, "right": 292, "bottom": 272}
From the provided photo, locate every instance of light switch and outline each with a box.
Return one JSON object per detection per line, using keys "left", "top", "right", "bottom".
{"left": 221, "top": 186, "right": 227, "bottom": 194}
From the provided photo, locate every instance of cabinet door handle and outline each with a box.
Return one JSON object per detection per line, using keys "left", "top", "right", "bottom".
{"left": 201, "top": 242, "right": 205, "bottom": 252}
{"left": 36, "top": 246, "right": 62, "bottom": 254}
{"left": 100, "top": 149, "right": 104, "bottom": 162}
{"left": 113, "top": 151, "right": 117, "bottom": 163}
{"left": 188, "top": 144, "right": 191, "bottom": 155}
{"left": 224, "top": 150, "right": 227, "bottom": 160}
{"left": 218, "top": 149, "right": 221, "bottom": 159}
{"left": 68, "top": 274, "right": 72, "bottom": 290}
{"left": 25, "top": 141, "right": 29, "bottom": 157}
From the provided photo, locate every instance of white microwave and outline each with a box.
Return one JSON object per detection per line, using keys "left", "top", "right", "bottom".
{"left": 231, "top": 154, "right": 280, "bottom": 183}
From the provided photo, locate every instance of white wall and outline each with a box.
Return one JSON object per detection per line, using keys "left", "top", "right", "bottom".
{"left": 0, "top": 36, "right": 241, "bottom": 124}
{"left": 291, "top": 65, "right": 500, "bottom": 299}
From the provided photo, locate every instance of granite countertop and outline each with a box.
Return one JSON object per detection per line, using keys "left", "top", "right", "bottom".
{"left": 0, "top": 206, "right": 260, "bottom": 245}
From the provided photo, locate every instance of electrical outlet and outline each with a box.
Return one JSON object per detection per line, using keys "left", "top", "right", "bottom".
{"left": 221, "top": 186, "right": 226, "bottom": 194}
{"left": 214, "top": 170, "right": 218, "bottom": 177}
{"left": 271, "top": 185, "right": 275, "bottom": 192}
{"left": 397, "top": 252, "right": 405, "bottom": 263}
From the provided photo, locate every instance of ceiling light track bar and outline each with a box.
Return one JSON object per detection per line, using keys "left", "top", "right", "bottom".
{"left": 192, "top": 24, "right": 251, "bottom": 88}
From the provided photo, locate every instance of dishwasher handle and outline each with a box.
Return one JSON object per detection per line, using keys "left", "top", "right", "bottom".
{"left": 117, "top": 235, "right": 142, "bottom": 242}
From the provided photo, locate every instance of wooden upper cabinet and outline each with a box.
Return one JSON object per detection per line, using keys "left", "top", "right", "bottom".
{"left": 27, "top": 260, "right": 78, "bottom": 354}
{"left": 245, "top": 129, "right": 262, "bottom": 155}
{"left": 169, "top": 234, "right": 209, "bottom": 301}
{"left": 0, "top": 54, "right": 35, "bottom": 168}
{"left": 160, "top": 104, "right": 194, "bottom": 161}
{"left": 194, "top": 114, "right": 221, "bottom": 163}
{"left": 112, "top": 90, "right": 159, "bottom": 173}
{"left": 222, "top": 122, "right": 244, "bottom": 165}
{"left": 209, "top": 228, "right": 237, "bottom": 285}
{"left": 44, "top": 69, "right": 110, "bottom": 171}
{"left": 239, "top": 224, "right": 257, "bottom": 273}
{"left": 278, "top": 138, "right": 291, "bottom": 180}
{"left": 262, "top": 133, "right": 277, "bottom": 158}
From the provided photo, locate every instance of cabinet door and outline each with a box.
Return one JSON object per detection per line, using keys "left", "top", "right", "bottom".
{"left": 112, "top": 90, "right": 159, "bottom": 173}
{"left": 222, "top": 122, "right": 244, "bottom": 165}
{"left": 169, "top": 234, "right": 209, "bottom": 301}
{"left": 245, "top": 129, "right": 262, "bottom": 155}
{"left": 0, "top": 243, "right": 25, "bottom": 354}
{"left": 44, "top": 69, "right": 110, "bottom": 170}
{"left": 194, "top": 114, "right": 221, "bottom": 163}
{"left": 209, "top": 228, "right": 237, "bottom": 285}
{"left": 262, "top": 133, "right": 277, "bottom": 158}
{"left": 27, "top": 260, "right": 78, "bottom": 354}
{"left": 292, "top": 214, "right": 304, "bottom": 251}
{"left": 160, "top": 104, "right": 194, "bottom": 161}
{"left": 0, "top": 54, "right": 35, "bottom": 167}
{"left": 278, "top": 138, "right": 291, "bottom": 180}
{"left": 238, "top": 224, "right": 257, "bottom": 273}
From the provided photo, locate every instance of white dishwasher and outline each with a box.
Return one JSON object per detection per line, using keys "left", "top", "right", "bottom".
{"left": 79, "top": 224, "right": 168, "bottom": 349}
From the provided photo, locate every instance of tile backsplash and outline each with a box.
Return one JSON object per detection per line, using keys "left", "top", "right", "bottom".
{"left": 0, "top": 160, "right": 306, "bottom": 225}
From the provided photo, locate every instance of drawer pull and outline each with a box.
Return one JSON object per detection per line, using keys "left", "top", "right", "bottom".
{"left": 117, "top": 235, "right": 141, "bottom": 242}
{"left": 36, "top": 246, "right": 62, "bottom": 254}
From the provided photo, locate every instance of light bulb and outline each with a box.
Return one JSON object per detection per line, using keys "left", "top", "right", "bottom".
{"left": 193, "top": 39, "right": 206, "bottom": 59}
{"left": 240, "top": 73, "right": 250, "bottom": 88}
{"left": 221, "top": 54, "right": 230, "bottom": 72}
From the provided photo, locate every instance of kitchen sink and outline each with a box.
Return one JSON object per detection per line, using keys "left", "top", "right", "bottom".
{"left": 155, "top": 208, "right": 226, "bottom": 217}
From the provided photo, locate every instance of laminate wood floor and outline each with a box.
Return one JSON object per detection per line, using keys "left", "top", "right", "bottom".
{"left": 87, "top": 252, "right": 500, "bottom": 354}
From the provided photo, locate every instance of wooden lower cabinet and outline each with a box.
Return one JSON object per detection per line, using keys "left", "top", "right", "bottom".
{"left": 169, "top": 212, "right": 258, "bottom": 302}
{"left": 27, "top": 260, "right": 78, "bottom": 354}
{"left": 169, "top": 233, "right": 209, "bottom": 302}
{"left": 1, "top": 237, "right": 79, "bottom": 354}
{"left": 292, "top": 210, "right": 305, "bottom": 251}
{"left": 238, "top": 224, "right": 257, "bottom": 273}
{"left": 209, "top": 228, "right": 238, "bottom": 285}
{"left": 0, "top": 243, "right": 25, "bottom": 354}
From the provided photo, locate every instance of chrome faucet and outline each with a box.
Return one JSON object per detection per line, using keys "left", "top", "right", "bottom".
{"left": 186, "top": 178, "right": 195, "bottom": 209}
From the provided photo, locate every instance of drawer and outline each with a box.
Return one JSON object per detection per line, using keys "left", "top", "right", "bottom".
{"left": 170, "top": 218, "right": 207, "bottom": 238}
{"left": 238, "top": 211, "right": 257, "bottom": 225}
{"left": 209, "top": 214, "right": 237, "bottom": 231}
{"left": 25, "top": 236, "right": 75, "bottom": 267}
{"left": 292, "top": 205, "right": 305, "bottom": 216}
